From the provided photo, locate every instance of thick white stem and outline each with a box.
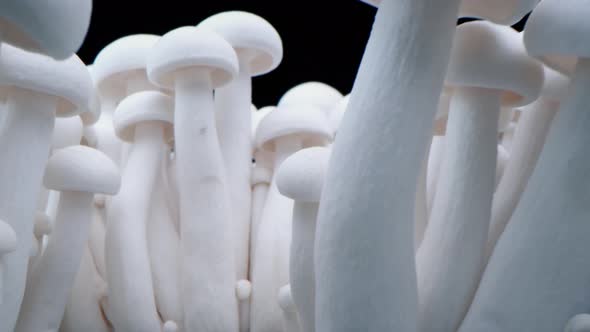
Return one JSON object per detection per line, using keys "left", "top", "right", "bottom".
{"left": 485, "top": 98, "right": 557, "bottom": 259}
{"left": 251, "top": 136, "right": 301, "bottom": 332}
{"left": 249, "top": 149, "right": 274, "bottom": 262}
{"left": 175, "top": 70, "right": 238, "bottom": 332}
{"left": 105, "top": 123, "right": 163, "bottom": 332}
{"left": 0, "top": 90, "right": 57, "bottom": 331}
{"left": 290, "top": 202, "right": 318, "bottom": 332}
{"left": 416, "top": 87, "right": 500, "bottom": 332}
{"left": 89, "top": 209, "right": 107, "bottom": 278}
{"left": 16, "top": 192, "right": 93, "bottom": 332}
{"left": 459, "top": 58, "right": 590, "bottom": 332}
{"left": 314, "top": 0, "right": 461, "bottom": 330}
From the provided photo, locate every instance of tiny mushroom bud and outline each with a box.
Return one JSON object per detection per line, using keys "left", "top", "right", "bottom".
{"left": 16, "top": 146, "right": 120, "bottom": 332}
{"left": 277, "top": 285, "right": 302, "bottom": 332}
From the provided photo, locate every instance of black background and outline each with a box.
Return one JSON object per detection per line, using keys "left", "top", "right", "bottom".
{"left": 79, "top": 1, "right": 528, "bottom": 108}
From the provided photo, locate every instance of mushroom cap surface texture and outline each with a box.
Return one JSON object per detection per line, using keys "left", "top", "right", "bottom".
{"left": 446, "top": 21, "right": 544, "bottom": 108}
{"left": 0, "top": 219, "right": 17, "bottom": 255}
{"left": 278, "top": 82, "right": 344, "bottom": 116}
{"left": 198, "top": 11, "right": 283, "bottom": 76}
{"left": 114, "top": 91, "right": 174, "bottom": 143}
{"left": 44, "top": 145, "right": 121, "bottom": 195}
{"left": 0, "top": 43, "right": 92, "bottom": 117}
{"left": 147, "top": 26, "right": 238, "bottom": 89}
{"left": 0, "top": 0, "right": 92, "bottom": 59}
{"left": 277, "top": 147, "right": 330, "bottom": 203}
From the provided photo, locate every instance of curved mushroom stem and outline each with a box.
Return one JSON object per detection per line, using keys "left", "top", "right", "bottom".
{"left": 459, "top": 58, "right": 590, "bottom": 332}
{"left": 105, "top": 123, "right": 163, "bottom": 332}
{"left": 0, "top": 89, "right": 57, "bottom": 331}
{"left": 60, "top": 246, "right": 110, "bottom": 332}
{"left": 174, "top": 69, "right": 238, "bottom": 332}
{"left": 16, "top": 191, "right": 93, "bottom": 332}
{"left": 417, "top": 87, "right": 500, "bottom": 332}
{"left": 251, "top": 136, "right": 301, "bottom": 332}
{"left": 314, "top": 0, "right": 461, "bottom": 330}
{"left": 290, "top": 202, "right": 318, "bottom": 332}
{"left": 485, "top": 97, "right": 558, "bottom": 259}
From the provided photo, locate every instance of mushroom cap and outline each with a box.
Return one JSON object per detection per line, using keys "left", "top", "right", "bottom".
{"left": 459, "top": 0, "right": 539, "bottom": 26}
{"left": 278, "top": 82, "right": 344, "bottom": 116}
{"left": 93, "top": 34, "right": 161, "bottom": 98}
{"left": 329, "top": 94, "right": 350, "bottom": 136}
{"left": 79, "top": 66, "right": 102, "bottom": 126}
{"left": 566, "top": 314, "right": 590, "bottom": 332}
{"left": 446, "top": 21, "right": 544, "bottom": 108}
{"left": 277, "top": 285, "right": 296, "bottom": 313}
{"left": 114, "top": 91, "right": 174, "bottom": 143}
{"left": 277, "top": 147, "right": 330, "bottom": 203}
{"left": 0, "top": 43, "right": 92, "bottom": 117}
{"left": 0, "top": 0, "right": 92, "bottom": 60}
{"left": 198, "top": 11, "right": 283, "bottom": 76}
{"left": 33, "top": 212, "right": 52, "bottom": 238}
{"left": 251, "top": 106, "right": 275, "bottom": 142}
{"left": 255, "top": 104, "right": 332, "bottom": 152}
{"left": 524, "top": 0, "right": 589, "bottom": 75}
{"left": 235, "top": 279, "right": 252, "bottom": 301}
{"left": 44, "top": 145, "right": 121, "bottom": 195}
{"left": 147, "top": 26, "right": 238, "bottom": 90}
{"left": 51, "top": 116, "right": 83, "bottom": 150}
{"left": 0, "top": 219, "right": 17, "bottom": 255}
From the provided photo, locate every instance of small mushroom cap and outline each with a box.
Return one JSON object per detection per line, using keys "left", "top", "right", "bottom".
{"left": 147, "top": 26, "right": 238, "bottom": 90}
{"left": 0, "top": 43, "right": 92, "bottom": 117}
{"left": 51, "top": 116, "right": 83, "bottom": 150}
{"left": 114, "top": 91, "right": 174, "bottom": 143}
{"left": 277, "top": 147, "right": 330, "bottom": 203}
{"left": 0, "top": 0, "right": 92, "bottom": 60}
{"left": 277, "top": 285, "right": 296, "bottom": 313}
{"left": 524, "top": 0, "right": 589, "bottom": 75}
{"left": 93, "top": 34, "right": 161, "bottom": 98}
{"left": 278, "top": 82, "right": 344, "bottom": 116}
{"left": 198, "top": 11, "right": 283, "bottom": 76}
{"left": 33, "top": 212, "right": 52, "bottom": 238}
{"left": 251, "top": 106, "right": 275, "bottom": 145}
{"left": 255, "top": 104, "right": 332, "bottom": 152}
{"left": 44, "top": 145, "right": 121, "bottom": 195}
{"left": 566, "top": 314, "right": 590, "bottom": 332}
{"left": 235, "top": 279, "right": 252, "bottom": 301}
{"left": 446, "top": 21, "right": 544, "bottom": 108}
{"left": 329, "top": 94, "right": 350, "bottom": 136}
{"left": 0, "top": 219, "right": 17, "bottom": 255}
{"left": 459, "top": 0, "right": 539, "bottom": 26}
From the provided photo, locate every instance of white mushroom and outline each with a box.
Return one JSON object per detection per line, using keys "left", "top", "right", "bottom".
{"left": 0, "top": 219, "right": 17, "bottom": 304}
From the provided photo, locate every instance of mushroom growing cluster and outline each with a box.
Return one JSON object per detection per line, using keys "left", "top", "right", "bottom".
{"left": 0, "top": 0, "right": 589, "bottom": 332}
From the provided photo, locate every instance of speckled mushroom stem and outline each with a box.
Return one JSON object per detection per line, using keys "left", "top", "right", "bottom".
{"left": 105, "top": 123, "right": 163, "bottom": 332}
{"left": 416, "top": 87, "right": 500, "bottom": 332}
{"left": 314, "top": 0, "right": 461, "bottom": 330}
{"left": 16, "top": 191, "right": 94, "bottom": 332}
{"left": 0, "top": 90, "right": 57, "bottom": 331}
{"left": 485, "top": 97, "right": 557, "bottom": 259}
{"left": 174, "top": 69, "right": 238, "bottom": 332}
{"left": 459, "top": 58, "right": 590, "bottom": 332}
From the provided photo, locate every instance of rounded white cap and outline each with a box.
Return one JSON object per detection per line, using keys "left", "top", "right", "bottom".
{"left": 278, "top": 82, "right": 343, "bottom": 117}
{"left": 235, "top": 279, "right": 252, "bottom": 301}
{"left": 277, "top": 284, "right": 296, "bottom": 313}
{"left": 114, "top": 91, "right": 174, "bottom": 143}
{"left": 277, "top": 147, "right": 330, "bottom": 203}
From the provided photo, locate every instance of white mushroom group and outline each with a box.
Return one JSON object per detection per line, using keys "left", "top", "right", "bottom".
{"left": 1, "top": 1, "right": 590, "bottom": 332}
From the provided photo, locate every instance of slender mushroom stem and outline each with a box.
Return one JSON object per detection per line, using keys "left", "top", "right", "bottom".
{"left": 417, "top": 87, "right": 500, "bottom": 332}
{"left": 16, "top": 192, "right": 94, "bottom": 332}
{"left": 485, "top": 97, "right": 558, "bottom": 259}
{"left": 249, "top": 149, "right": 273, "bottom": 259}
{"left": 105, "top": 123, "right": 164, "bottom": 332}
{"left": 314, "top": 0, "right": 461, "bottom": 330}
{"left": 174, "top": 69, "right": 238, "bottom": 331}
{"left": 414, "top": 142, "right": 430, "bottom": 251}
{"left": 426, "top": 136, "right": 445, "bottom": 215}
{"left": 0, "top": 89, "right": 57, "bottom": 329}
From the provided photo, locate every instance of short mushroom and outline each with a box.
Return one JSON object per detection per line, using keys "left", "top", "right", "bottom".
{"left": 15, "top": 145, "right": 120, "bottom": 332}
{"left": 147, "top": 26, "right": 239, "bottom": 332}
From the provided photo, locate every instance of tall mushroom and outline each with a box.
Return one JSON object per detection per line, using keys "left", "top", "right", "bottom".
{"left": 198, "top": 12, "right": 283, "bottom": 289}
{"left": 147, "top": 26, "right": 239, "bottom": 332}
{"left": 459, "top": 1, "right": 590, "bottom": 330}
{"left": 314, "top": 0, "right": 462, "bottom": 330}
{"left": 0, "top": 45, "right": 91, "bottom": 330}
{"left": 277, "top": 147, "right": 330, "bottom": 332}
{"left": 251, "top": 104, "right": 330, "bottom": 332}
{"left": 15, "top": 145, "right": 120, "bottom": 332}
{"left": 0, "top": 219, "right": 17, "bottom": 303}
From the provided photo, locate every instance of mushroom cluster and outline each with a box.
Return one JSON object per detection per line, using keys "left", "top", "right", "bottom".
{"left": 0, "top": 0, "right": 589, "bottom": 332}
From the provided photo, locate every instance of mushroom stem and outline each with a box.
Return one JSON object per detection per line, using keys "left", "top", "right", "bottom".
{"left": 485, "top": 97, "right": 557, "bottom": 259}
{"left": 427, "top": 136, "right": 445, "bottom": 215}
{"left": 174, "top": 69, "right": 238, "bottom": 332}
{"left": 314, "top": 0, "right": 461, "bottom": 330}
{"left": 16, "top": 191, "right": 93, "bottom": 332}
{"left": 414, "top": 143, "right": 430, "bottom": 251}
{"left": 216, "top": 54, "right": 254, "bottom": 282}
{"left": 0, "top": 89, "right": 57, "bottom": 330}
{"left": 459, "top": 57, "right": 590, "bottom": 332}
{"left": 249, "top": 150, "right": 273, "bottom": 260}
{"left": 417, "top": 87, "right": 500, "bottom": 332}
{"left": 105, "top": 123, "right": 163, "bottom": 332}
